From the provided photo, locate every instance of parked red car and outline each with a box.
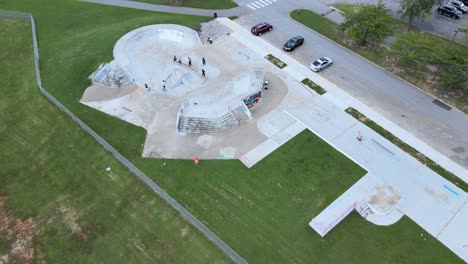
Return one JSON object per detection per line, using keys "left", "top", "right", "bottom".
{"left": 250, "top": 22, "right": 273, "bottom": 36}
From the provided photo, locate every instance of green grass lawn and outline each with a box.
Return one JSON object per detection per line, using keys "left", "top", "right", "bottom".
{"left": 0, "top": 0, "right": 463, "bottom": 262}
{"left": 135, "top": 131, "right": 461, "bottom": 263}
{"left": 131, "top": 0, "right": 237, "bottom": 9}
{"left": 0, "top": 18, "right": 228, "bottom": 263}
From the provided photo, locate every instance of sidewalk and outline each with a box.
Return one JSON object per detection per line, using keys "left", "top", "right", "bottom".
{"left": 219, "top": 17, "right": 468, "bottom": 262}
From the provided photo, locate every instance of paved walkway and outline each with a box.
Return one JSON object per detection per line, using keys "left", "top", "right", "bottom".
{"left": 235, "top": 0, "right": 468, "bottom": 171}
{"left": 80, "top": 0, "right": 252, "bottom": 17}
{"left": 218, "top": 17, "right": 468, "bottom": 262}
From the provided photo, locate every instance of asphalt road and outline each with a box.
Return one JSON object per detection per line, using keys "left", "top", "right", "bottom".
{"left": 235, "top": 0, "right": 468, "bottom": 170}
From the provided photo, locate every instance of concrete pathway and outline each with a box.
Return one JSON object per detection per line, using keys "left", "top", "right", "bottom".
{"left": 234, "top": 0, "right": 468, "bottom": 171}
{"left": 82, "top": 0, "right": 468, "bottom": 173}
{"left": 218, "top": 17, "right": 468, "bottom": 262}
{"left": 80, "top": 0, "right": 252, "bottom": 17}
{"left": 73, "top": 1, "right": 468, "bottom": 259}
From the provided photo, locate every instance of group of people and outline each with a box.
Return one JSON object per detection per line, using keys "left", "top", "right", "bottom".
{"left": 173, "top": 55, "right": 207, "bottom": 77}
{"left": 144, "top": 56, "right": 209, "bottom": 93}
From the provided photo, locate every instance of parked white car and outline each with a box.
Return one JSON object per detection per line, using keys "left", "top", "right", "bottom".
{"left": 309, "top": 57, "right": 333, "bottom": 72}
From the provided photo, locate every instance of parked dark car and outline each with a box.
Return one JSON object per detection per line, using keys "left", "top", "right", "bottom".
{"left": 283, "top": 36, "right": 304, "bottom": 51}
{"left": 251, "top": 22, "right": 273, "bottom": 36}
{"left": 436, "top": 4, "right": 462, "bottom": 19}
{"left": 448, "top": 0, "right": 468, "bottom": 13}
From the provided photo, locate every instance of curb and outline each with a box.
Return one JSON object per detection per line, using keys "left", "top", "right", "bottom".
{"left": 287, "top": 10, "right": 465, "bottom": 115}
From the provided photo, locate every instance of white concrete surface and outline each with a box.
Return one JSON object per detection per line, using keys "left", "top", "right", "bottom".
{"left": 218, "top": 17, "right": 468, "bottom": 261}
{"left": 81, "top": 18, "right": 468, "bottom": 261}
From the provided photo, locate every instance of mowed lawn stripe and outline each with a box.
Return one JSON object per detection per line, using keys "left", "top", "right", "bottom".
{"left": 0, "top": 18, "right": 228, "bottom": 264}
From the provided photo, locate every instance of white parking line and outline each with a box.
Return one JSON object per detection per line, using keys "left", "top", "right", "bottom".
{"left": 263, "top": 0, "right": 274, "bottom": 4}
{"left": 258, "top": 0, "right": 270, "bottom": 6}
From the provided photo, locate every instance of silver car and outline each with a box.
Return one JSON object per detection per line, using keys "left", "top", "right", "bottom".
{"left": 309, "top": 57, "right": 333, "bottom": 72}
{"left": 449, "top": 0, "right": 468, "bottom": 13}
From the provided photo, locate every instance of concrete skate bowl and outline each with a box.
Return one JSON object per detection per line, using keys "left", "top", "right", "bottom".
{"left": 113, "top": 25, "right": 203, "bottom": 95}
{"left": 113, "top": 24, "right": 201, "bottom": 66}
{"left": 176, "top": 69, "right": 265, "bottom": 134}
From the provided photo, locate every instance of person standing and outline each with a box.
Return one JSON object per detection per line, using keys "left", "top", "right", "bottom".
{"left": 201, "top": 69, "right": 205, "bottom": 77}
{"left": 173, "top": 56, "right": 177, "bottom": 63}
{"left": 188, "top": 57, "right": 192, "bottom": 67}
{"left": 202, "top": 57, "right": 206, "bottom": 65}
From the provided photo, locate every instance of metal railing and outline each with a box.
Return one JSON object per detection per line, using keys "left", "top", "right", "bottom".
{"left": 0, "top": 11, "right": 246, "bottom": 264}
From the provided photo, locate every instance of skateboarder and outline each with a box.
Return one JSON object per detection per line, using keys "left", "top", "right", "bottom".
{"left": 357, "top": 131, "right": 363, "bottom": 142}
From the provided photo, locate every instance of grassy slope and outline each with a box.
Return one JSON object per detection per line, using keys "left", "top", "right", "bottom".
{"left": 131, "top": 0, "right": 238, "bottom": 9}
{"left": 0, "top": 0, "right": 213, "bottom": 160}
{"left": 135, "top": 131, "right": 461, "bottom": 263}
{"left": 0, "top": 19, "right": 228, "bottom": 263}
{"left": 0, "top": 0, "right": 463, "bottom": 262}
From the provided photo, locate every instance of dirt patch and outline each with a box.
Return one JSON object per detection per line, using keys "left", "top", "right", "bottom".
{"left": 56, "top": 205, "right": 88, "bottom": 242}
{"left": 0, "top": 197, "right": 37, "bottom": 264}
{"left": 170, "top": 0, "right": 183, "bottom": 6}
{"left": 180, "top": 226, "right": 189, "bottom": 237}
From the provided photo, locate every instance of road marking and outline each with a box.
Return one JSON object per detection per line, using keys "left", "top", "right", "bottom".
{"left": 250, "top": 2, "right": 261, "bottom": 8}
{"left": 253, "top": 1, "right": 265, "bottom": 7}
{"left": 247, "top": 4, "right": 256, "bottom": 10}
{"left": 246, "top": 0, "right": 280, "bottom": 10}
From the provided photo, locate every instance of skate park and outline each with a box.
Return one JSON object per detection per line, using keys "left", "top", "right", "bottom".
{"left": 79, "top": 18, "right": 468, "bottom": 262}
{"left": 80, "top": 22, "right": 299, "bottom": 160}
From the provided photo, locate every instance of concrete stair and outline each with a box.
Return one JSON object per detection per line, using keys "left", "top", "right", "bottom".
{"left": 177, "top": 104, "right": 250, "bottom": 134}
{"left": 355, "top": 200, "right": 373, "bottom": 219}
{"left": 90, "top": 62, "right": 134, "bottom": 88}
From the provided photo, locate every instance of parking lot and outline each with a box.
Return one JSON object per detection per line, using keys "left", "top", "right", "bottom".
{"left": 327, "top": 0, "right": 468, "bottom": 44}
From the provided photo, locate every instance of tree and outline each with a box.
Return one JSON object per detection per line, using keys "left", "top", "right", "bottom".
{"left": 399, "top": 0, "right": 434, "bottom": 28}
{"left": 390, "top": 32, "right": 436, "bottom": 70}
{"left": 438, "top": 49, "right": 468, "bottom": 91}
{"left": 461, "top": 22, "right": 468, "bottom": 41}
{"left": 339, "top": 1, "right": 393, "bottom": 45}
